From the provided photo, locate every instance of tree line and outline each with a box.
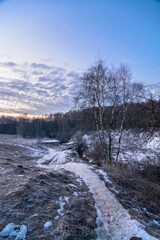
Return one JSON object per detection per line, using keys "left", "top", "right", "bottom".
{"left": 0, "top": 60, "right": 159, "bottom": 164}
{"left": 0, "top": 99, "right": 159, "bottom": 139}
{"left": 75, "top": 60, "right": 160, "bottom": 163}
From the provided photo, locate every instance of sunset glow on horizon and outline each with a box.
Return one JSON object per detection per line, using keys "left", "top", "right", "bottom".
{"left": 0, "top": 112, "right": 55, "bottom": 119}
{"left": 0, "top": 0, "right": 160, "bottom": 115}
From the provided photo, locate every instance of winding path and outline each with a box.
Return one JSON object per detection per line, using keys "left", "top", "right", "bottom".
{"left": 38, "top": 148, "right": 159, "bottom": 240}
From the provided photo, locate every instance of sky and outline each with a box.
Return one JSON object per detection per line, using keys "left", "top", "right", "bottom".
{"left": 0, "top": 0, "right": 160, "bottom": 115}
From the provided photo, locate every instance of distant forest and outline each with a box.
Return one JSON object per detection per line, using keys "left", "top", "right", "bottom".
{"left": 0, "top": 99, "right": 159, "bottom": 142}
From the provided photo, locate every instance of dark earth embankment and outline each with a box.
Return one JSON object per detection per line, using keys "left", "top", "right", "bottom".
{"left": 95, "top": 163, "right": 160, "bottom": 239}
{"left": 0, "top": 143, "right": 97, "bottom": 240}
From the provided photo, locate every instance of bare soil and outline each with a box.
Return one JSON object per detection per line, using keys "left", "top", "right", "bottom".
{"left": 0, "top": 138, "right": 97, "bottom": 240}
{"left": 95, "top": 163, "right": 160, "bottom": 239}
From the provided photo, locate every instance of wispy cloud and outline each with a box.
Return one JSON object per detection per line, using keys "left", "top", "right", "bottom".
{"left": 31, "top": 63, "right": 52, "bottom": 70}
{"left": 0, "top": 61, "right": 17, "bottom": 67}
{"left": 0, "top": 61, "right": 80, "bottom": 115}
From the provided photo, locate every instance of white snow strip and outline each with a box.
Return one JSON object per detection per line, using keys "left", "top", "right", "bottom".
{"left": 0, "top": 223, "right": 16, "bottom": 237}
{"left": 44, "top": 221, "right": 53, "bottom": 229}
{"left": 0, "top": 223, "right": 27, "bottom": 240}
{"left": 64, "top": 196, "right": 70, "bottom": 203}
{"left": 15, "top": 225, "right": 27, "bottom": 240}
{"left": 37, "top": 147, "right": 159, "bottom": 240}
{"left": 142, "top": 208, "right": 154, "bottom": 216}
{"left": 42, "top": 139, "right": 59, "bottom": 143}
{"left": 97, "top": 169, "right": 112, "bottom": 184}
{"left": 32, "top": 213, "right": 39, "bottom": 217}
{"left": 76, "top": 178, "right": 82, "bottom": 185}
{"left": 68, "top": 183, "right": 78, "bottom": 188}
{"left": 56, "top": 197, "right": 65, "bottom": 216}
{"left": 153, "top": 220, "right": 160, "bottom": 226}
{"left": 54, "top": 216, "right": 59, "bottom": 220}
{"left": 59, "top": 162, "right": 158, "bottom": 240}
{"left": 57, "top": 203, "right": 65, "bottom": 216}
{"left": 73, "top": 192, "right": 78, "bottom": 197}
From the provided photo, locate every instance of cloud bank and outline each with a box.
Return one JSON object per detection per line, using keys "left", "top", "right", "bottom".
{"left": 0, "top": 61, "right": 81, "bottom": 115}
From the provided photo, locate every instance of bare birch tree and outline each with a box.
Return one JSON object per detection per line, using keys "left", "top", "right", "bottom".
{"left": 75, "top": 60, "right": 144, "bottom": 165}
{"left": 114, "top": 64, "right": 144, "bottom": 162}
{"left": 75, "top": 60, "right": 108, "bottom": 162}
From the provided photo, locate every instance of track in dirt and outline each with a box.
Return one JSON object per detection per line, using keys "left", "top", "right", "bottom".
{"left": 38, "top": 148, "right": 159, "bottom": 240}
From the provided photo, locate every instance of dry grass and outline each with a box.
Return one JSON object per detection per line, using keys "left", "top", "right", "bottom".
{"left": 101, "top": 162, "right": 160, "bottom": 238}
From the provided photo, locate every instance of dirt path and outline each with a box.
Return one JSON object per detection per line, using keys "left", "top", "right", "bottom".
{"left": 2, "top": 136, "right": 157, "bottom": 240}
{"left": 0, "top": 142, "right": 97, "bottom": 240}
{"left": 60, "top": 162, "right": 159, "bottom": 240}
{"left": 37, "top": 147, "right": 159, "bottom": 240}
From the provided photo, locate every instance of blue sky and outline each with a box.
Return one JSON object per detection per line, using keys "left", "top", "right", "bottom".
{"left": 0, "top": 0, "right": 159, "bottom": 115}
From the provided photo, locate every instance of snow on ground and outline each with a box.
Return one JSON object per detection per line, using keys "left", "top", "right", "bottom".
{"left": 0, "top": 141, "right": 41, "bottom": 158}
{"left": 44, "top": 221, "right": 53, "bottom": 229}
{"left": 32, "top": 213, "right": 39, "bottom": 217}
{"left": 0, "top": 223, "right": 15, "bottom": 237}
{"left": 96, "top": 169, "right": 112, "bottom": 184}
{"left": 60, "top": 162, "right": 158, "bottom": 240}
{"left": 54, "top": 196, "right": 70, "bottom": 220}
{"left": 68, "top": 183, "right": 78, "bottom": 188}
{"left": 0, "top": 140, "right": 97, "bottom": 240}
{"left": 73, "top": 191, "right": 78, "bottom": 197}
{"left": 56, "top": 196, "right": 65, "bottom": 217}
{"left": 15, "top": 225, "right": 27, "bottom": 240}
{"left": 153, "top": 220, "right": 160, "bottom": 227}
{"left": 41, "top": 139, "right": 60, "bottom": 144}
{"left": 0, "top": 134, "right": 38, "bottom": 146}
{"left": 37, "top": 147, "right": 72, "bottom": 165}
{"left": 37, "top": 147, "right": 159, "bottom": 240}
{"left": 14, "top": 144, "right": 41, "bottom": 158}
{"left": 1, "top": 132, "right": 159, "bottom": 239}
{"left": 76, "top": 178, "right": 83, "bottom": 185}
{"left": 146, "top": 135, "right": 160, "bottom": 149}
{"left": 116, "top": 131, "right": 160, "bottom": 165}
{"left": 64, "top": 196, "right": 70, "bottom": 203}
{"left": 0, "top": 223, "right": 27, "bottom": 240}
{"left": 83, "top": 130, "right": 160, "bottom": 166}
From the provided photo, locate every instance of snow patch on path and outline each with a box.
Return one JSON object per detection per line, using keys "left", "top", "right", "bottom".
{"left": 37, "top": 147, "right": 71, "bottom": 165}
{"left": 55, "top": 162, "right": 158, "bottom": 240}
{"left": 37, "top": 147, "right": 159, "bottom": 240}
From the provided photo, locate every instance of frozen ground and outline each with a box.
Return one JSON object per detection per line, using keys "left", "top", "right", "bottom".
{"left": 0, "top": 133, "right": 160, "bottom": 240}
{"left": 116, "top": 131, "right": 160, "bottom": 166}
{"left": 37, "top": 147, "right": 73, "bottom": 165}
{"left": 39, "top": 157, "right": 159, "bottom": 240}
{"left": 82, "top": 130, "right": 160, "bottom": 166}
{"left": 0, "top": 134, "right": 39, "bottom": 146}
{"left": 0, "top": 135, "right": 96, "bottom": 240}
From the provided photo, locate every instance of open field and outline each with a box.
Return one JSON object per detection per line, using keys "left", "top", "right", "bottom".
{"left": 0, "top": 135, "right": 96, "bottom": 240}
{"left": 0, "top": 134, "right": 160, "bottom": 240}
